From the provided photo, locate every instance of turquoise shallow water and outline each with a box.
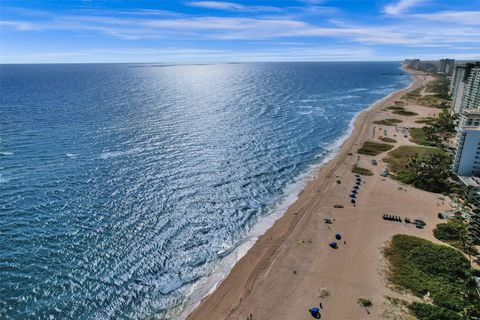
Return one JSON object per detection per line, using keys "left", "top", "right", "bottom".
{"left": 0, "top": 62, "right": 410, "bottom": 319}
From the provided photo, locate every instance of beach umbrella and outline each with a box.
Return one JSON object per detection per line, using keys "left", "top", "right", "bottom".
{"left": 309, "top": 307, "right": 321, "bottom": 318}
{"left": 335, "top": 233, "right": 342, "bottom": 240}
{"left": 329, "top": 242, "right": 338, "bottom": 249}
{"left": 351, "top": 199, "right": 356, "bottom": 204}
{"left": 350, "top": 194, "right": 357, "bottom": 198}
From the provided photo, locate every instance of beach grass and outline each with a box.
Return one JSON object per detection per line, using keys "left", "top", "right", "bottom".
{"left": 384, "top": 235, "right": 480, "bottom": 318}
{"left": 392, "top": 110, "right": 418, "bottom": 116}
{"left": 374, "top": 118, "right": 403, "bottom": 126}
{"left": 351, "top": 166, "right": 374, "bottom": 176}
{"left": 416, "top": 95, "right": 446, "bottom": 108}
{"left": 384, "top": 146, "right": 453, "bottom": 193}
{"left": 380, "top": 137, "right": 397, "bottom": 143}
{"left": 402, "top": 87, "right": 422, "bottom": 100}
{"left": 385, "top": 106, "right": 405, "bottom": 111}
{"left": 357, "top": 141, "right": 394, "bottom": 156}
{"left": 409, "top": 127, "right": 436, "bottom": 146}
{"left": 383, "top": 145, "right": 443, "bottom": 173}
{"left": 433, "top": 218, "right": 478, "bottom": 255}
{"left": 415, "top": 117, "right": 436, "bottom": 124}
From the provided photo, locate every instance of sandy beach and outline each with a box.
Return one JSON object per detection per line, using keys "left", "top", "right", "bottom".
{"left": 187, "top": 67, "right": 451, "bottom": 320}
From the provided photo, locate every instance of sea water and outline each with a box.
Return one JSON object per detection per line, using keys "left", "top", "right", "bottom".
{"left": 0, "top": 62, "right": 411, "bottom": 319}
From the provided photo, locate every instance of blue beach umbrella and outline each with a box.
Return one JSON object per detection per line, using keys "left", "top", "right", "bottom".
{"left": 309, "top": 307, "right": 321, "bottom": 318}
{"left": 335, "top": 233, "right": 342, "bottom": 240}
{"left": 329, "top": 242, "right": 338, "bottom": 249}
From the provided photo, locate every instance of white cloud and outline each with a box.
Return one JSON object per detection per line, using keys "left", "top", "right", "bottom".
{"left": 186, "top": 1, "right": 282, "bottom": 12}
{"left": 384, "top": 0, "right": 423, "bottom": 15}
{"left": 412, "top": 11, "right": 480, "bottom": 25}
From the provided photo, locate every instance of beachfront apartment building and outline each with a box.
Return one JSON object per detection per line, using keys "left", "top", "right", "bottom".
{"left": 451, "top": 62, "right": 480, "bottom": 113}
{"left": 452, "top": 110, "right": 480, "bottom": 176}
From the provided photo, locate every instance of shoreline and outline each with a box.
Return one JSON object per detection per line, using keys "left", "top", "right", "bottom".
{"left": 178, "top": 80, "right": 414, "bottom": 319}
{"left": 183, "top": 65, "right": 429, "bottom": 319}
{"left": 187, "top": 65, "right": 452, "bottom": 319}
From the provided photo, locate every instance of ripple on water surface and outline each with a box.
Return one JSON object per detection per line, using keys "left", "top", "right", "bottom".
{"left": 0, "top": 62, "right": 411, "bottom": 319}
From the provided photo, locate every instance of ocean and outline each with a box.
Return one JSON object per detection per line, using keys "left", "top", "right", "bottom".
{"left": 0, "top": 62, "right": 411, "bottom": 319}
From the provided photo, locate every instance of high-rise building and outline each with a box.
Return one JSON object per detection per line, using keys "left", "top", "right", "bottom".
{"left": 463, "top": 67, "right": 480, "bottom": 110}
{"left": 439, "top": 58, "right": 455, "bottom": 75}
{"left": 452, "top": 110, "right": 480, "bottom": 176}
{"left": 451, "top": 62, "right": 480, "bottom": 113}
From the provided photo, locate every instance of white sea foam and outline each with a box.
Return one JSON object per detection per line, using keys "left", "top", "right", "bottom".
{"left": 348, "top": 88, "right": 368, "bottom": 92}
{"left": 178, "top": 69, "right": 414, "bottom": 320}
{"left": 99, "top": 148, "right": 141, "bottom": 159}
{"left": 66, "top": 153, "right": 78, "bottom": 159}
{"left": 0, "top": 152, "right": 14, "bottom": 156}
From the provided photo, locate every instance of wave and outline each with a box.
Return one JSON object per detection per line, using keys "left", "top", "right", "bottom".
{"left": 178, "top": 68, "right": 414, "bottom": 320}
{"left": 0, "top": 151, "right": 14, "bottom": 156}
{"left": 348, "top": 88, "right": 368, "bottom": 92}
{"left": 100, "top": 148, "right": 142, "bottom": 159}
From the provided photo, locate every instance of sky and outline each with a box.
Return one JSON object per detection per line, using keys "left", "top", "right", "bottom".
{"left": 0, "top": 0, "right": 479, "bottom": 63}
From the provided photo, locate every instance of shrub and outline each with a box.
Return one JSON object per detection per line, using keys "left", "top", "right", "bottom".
{"left": 384, "top": 146, "right": 452, "bottom": 193}
{"left": 434, "top": 219, "right": 478, "bottom": 255}
{"left": 384, "top": 235, "right": 479, "bottom": 315}
{"left": 393, "top": 110, "right": 418, "bottom": 116}
{"left": 409, "top": 127, "right": 438, "bottom": 146}
{"left": 374, "top": 118, "right": 402, "bottom": 126}
{"left": 380, "top": 137, "right": 397, "bottom": 143}
{"left": 352, "top": 167, "right": 373, "bottom": 176}
{"left": 409, "top": 302, "right": 464, "bottom": 320}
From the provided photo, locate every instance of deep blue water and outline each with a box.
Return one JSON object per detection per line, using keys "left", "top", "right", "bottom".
{"left": 0, "top": 62, "right": 410, "bottom": 319}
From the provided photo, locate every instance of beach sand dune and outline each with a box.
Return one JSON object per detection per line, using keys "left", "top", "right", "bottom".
{"left": 188, "top": 69, "right": 450, "bottom": 320}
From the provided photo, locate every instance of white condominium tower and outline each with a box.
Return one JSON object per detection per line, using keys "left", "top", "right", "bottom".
{"left": 453, "top": 110, "right": 480, "bottom": 176}
{"left": 451, "top": 62, "right": 480, "bottom": 113}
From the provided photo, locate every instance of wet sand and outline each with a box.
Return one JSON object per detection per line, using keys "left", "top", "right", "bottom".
{"left": 187, "top": 68, "right": 450, "bottom": 320}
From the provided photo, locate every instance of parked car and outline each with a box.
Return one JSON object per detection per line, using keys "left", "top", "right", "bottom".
{"left": 371, "top": 159, "right": 377, "bottom": 166}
